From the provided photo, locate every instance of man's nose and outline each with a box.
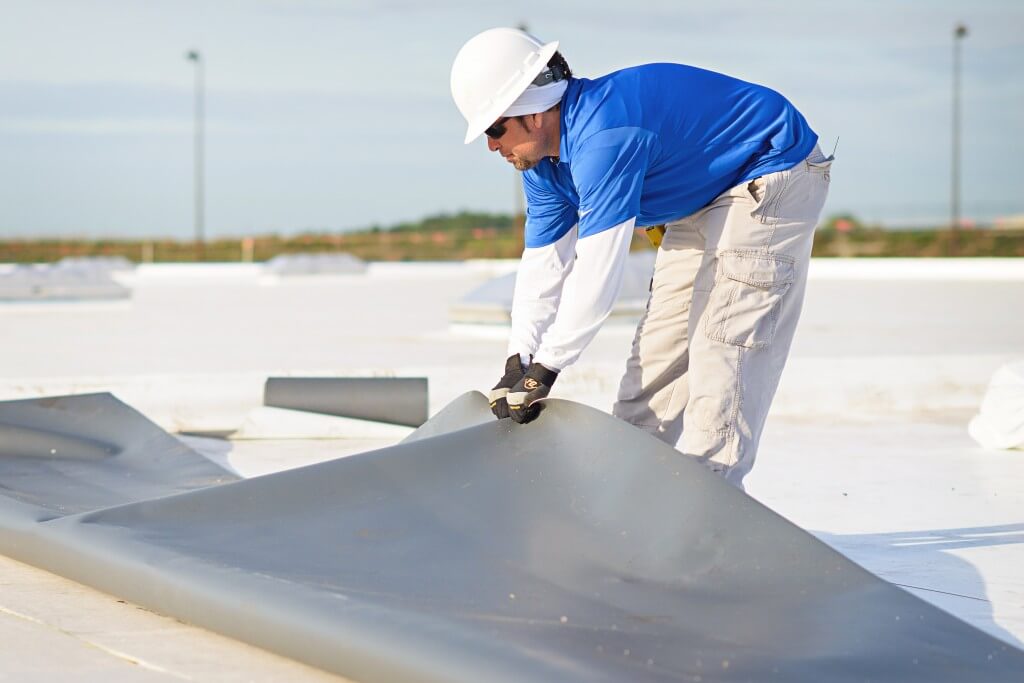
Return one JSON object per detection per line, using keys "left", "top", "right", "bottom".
{"left": 486, "top": 136, "right": 501, "bottom": 153}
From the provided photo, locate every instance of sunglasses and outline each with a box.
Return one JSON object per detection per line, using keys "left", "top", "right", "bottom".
{"left": 485, "top": 116, "right": 514, "bottom": 140}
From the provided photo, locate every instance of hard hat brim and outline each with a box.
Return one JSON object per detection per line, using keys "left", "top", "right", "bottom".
{"left": 463, "top": 40, "right": 560, "bottom": 144}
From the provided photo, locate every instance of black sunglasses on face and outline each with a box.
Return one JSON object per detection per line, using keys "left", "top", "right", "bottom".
{"left": 485, "top": 117, "right": 513, "bottom": 140}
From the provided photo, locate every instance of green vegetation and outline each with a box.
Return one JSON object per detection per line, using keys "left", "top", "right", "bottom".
{"left": 812, "top": 214, "right": 1024, "bottom": 257}
{"left": 1, "top": 212, "right": 1022, "bottom": 263}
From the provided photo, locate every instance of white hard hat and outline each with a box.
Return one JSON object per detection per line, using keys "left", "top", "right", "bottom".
{"left": 450, "top": 27, "right": 560, "bottom": 144}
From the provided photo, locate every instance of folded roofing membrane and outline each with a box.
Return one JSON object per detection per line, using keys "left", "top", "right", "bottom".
{"left": 0, "top": 391, "right": 1021, "bottom": 682}
{"left": 0, "top": 393, "right": 237, "bottom": 517}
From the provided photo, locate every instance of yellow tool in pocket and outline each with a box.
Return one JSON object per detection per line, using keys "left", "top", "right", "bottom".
{"left": 645, "top": 224, "right": 666, "bottom": 248}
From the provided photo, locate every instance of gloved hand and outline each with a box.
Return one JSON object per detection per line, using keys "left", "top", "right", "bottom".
{"left": 489, "top": 354, "right": 526, "bottom": 419}
{"left": 507, "top": 362, "right": 559, "bottom": 424}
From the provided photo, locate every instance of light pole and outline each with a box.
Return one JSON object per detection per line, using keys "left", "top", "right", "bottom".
{"left": 951, "top": 23, "right": 967, "bottom": 245}
{"left": 186, "top": 49, "right": 205, "bottom": 261}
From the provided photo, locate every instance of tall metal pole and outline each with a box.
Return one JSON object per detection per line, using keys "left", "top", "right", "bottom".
{"left": 186, "top": 50, "right": 205, "bottom": 261}
{"left": 951, "top": 24, "right": 967, "bottom": 242}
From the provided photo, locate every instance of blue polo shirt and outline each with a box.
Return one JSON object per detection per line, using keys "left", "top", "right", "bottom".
{"left": 522, "top": 63, "right": 818, "bottom": 248}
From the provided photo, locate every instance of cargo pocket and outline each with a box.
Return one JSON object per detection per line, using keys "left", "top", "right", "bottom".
{"left": 703, "top": 250, "right": 796, "bottom": 349}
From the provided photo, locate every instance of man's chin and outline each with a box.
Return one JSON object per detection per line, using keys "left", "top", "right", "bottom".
{"left": 511, "top": 157, "right": 539, "bottom": 171}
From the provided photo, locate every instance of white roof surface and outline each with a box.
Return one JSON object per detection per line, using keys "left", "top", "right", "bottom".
{"left": 1, "top": 257, "right": 1023, "bottom": 680}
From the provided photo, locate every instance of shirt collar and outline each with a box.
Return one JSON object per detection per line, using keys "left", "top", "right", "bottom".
{"left": 556, "top": 79, "right": 577, "bottom": 164}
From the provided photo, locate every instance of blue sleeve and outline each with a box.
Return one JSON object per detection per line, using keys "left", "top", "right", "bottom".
{"left": 572, "top": 127, "right": 658, "bottom": 238}
{"left": 522, "top": 168, "right": 579, "bottom": 249}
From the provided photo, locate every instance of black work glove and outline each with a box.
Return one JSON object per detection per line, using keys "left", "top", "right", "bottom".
{"left": 507, "top": 362, "right": 559, "bottom": 424}
{"left": 489, "top": 354, "right": 526, "bottom": 419}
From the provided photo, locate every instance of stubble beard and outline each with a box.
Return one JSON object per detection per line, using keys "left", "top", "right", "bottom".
{"left": 511, "top": 156, "right": 539, "bottom": 171}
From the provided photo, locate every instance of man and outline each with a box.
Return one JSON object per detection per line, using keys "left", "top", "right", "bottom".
{"left": 450, "top": 28, "right": 832, "bottom": 487}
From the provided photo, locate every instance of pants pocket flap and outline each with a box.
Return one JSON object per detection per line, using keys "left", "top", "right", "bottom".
{"left": 718, "top": 251, "right": 796, "bottom": 289}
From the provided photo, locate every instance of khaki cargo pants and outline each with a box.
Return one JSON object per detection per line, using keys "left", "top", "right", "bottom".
{"left": 613, "top": 146, "right": 832, "bottom": 487}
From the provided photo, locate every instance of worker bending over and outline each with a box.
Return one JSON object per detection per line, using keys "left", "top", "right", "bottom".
{"left": 450, "top": 28, "right": 832, "bottom": 487}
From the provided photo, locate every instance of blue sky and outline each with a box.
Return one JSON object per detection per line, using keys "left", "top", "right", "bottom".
{"left": 1, "top": 0, "right": 1022, "bottom": 238}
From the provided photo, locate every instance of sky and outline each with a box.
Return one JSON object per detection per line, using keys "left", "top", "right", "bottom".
{"left": 1, "top": 0, "right": 1022, "bottom": 238}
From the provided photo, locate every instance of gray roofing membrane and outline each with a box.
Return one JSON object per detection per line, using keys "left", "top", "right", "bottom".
{"left": 55, "top": 255, "right": 136, "bottom": 273}
{"left": 0, "top": 391, "right": 1022, "bottom": 681}
{"left": 0, "top": 263, "right": 130, "bottom": 301}
{"left": 265, "top": 252, "right": 367, "bottom": 276}
{"left": 264, "top": 377, "right": 429, "bottom": 427}
{"left": 0, "top": 393, "right": 237, "bottom": 516}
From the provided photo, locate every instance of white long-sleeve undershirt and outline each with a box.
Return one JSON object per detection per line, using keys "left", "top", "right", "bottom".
{"left": 507, "top": 224, "right": 578, "bottom": 364}
{"left": 507, "top": 217, "right": 637, "bottom": 371}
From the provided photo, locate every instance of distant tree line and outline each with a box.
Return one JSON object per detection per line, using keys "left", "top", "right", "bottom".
{"left": 1, "top": 211, "right": 1022, "bottom": 262}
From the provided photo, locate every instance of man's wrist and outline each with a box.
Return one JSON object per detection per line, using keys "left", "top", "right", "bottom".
{"left": 530, "top": 353, "right": 563, "bottom": 374}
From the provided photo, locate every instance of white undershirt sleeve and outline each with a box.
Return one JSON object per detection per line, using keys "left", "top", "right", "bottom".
{"left": 507, "top": 225, "right": 579, "bottom": 363}
{"left": 532, "top": 218, "right": 636, "bottom": 371}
